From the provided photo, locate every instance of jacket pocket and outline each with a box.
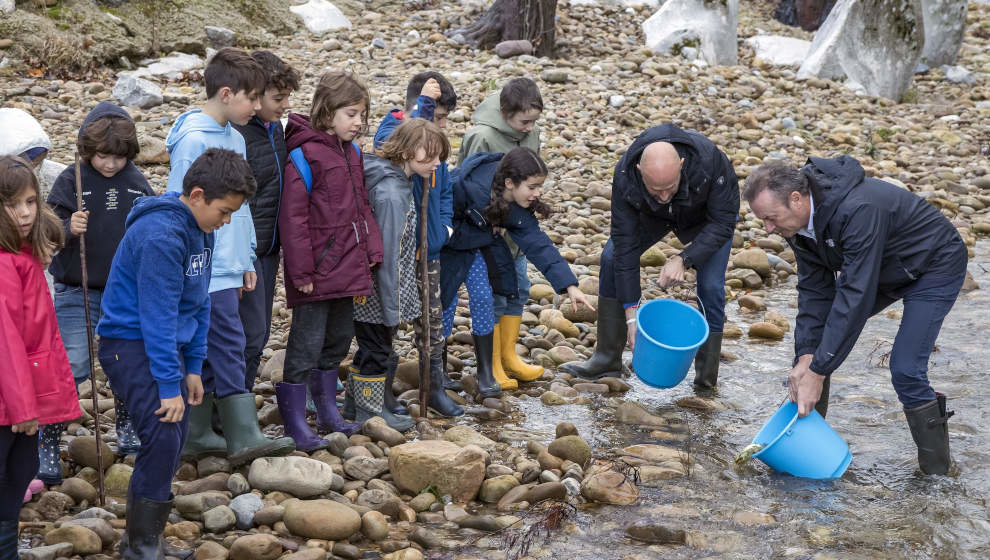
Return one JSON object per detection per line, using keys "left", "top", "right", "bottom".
{"left": 314, "top": 225, "right": 354, "bottom": 274}
{"left": 27, "top": 350, "right": 59, "bottom": 397}
{"left": 210, "top": 212, "right": 255, "bottom": 275}
{"left": 878, "top": 256, "right": 918, "bottom": 287}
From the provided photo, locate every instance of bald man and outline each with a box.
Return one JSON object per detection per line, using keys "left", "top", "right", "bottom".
{"left": 561, "top": 124, "right": 740, "bottom": 391}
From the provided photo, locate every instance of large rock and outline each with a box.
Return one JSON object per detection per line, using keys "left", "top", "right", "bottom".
{"left": 112, "top": 75, "right": 164, "bottom": 109}
{"left": 44, "top": 525, "right": 102, "bottom": 555}
{"left": 228, "top": 534, "right": 282, "bottom": 560}
{"left": 920, "top": 0, "right": 967, "bottom": 66}
{"left": 580, "top": 465, "right": 640, "bottom": 505}
{"left": 289, "top": 0, "right": 352, "bottom": 34}
{"left": 103, "top": 464, "right": 132, "bottom": 498}
{"left": 443, "top": 425, "right": 497, "bottom": 453}
{"left": 67, "top": 436, "right": 114, "bottom": 471}
{"left": 130, "top": 52, "right": 203, "bottom": 79}
{"left": 745, "top": 35, "right": 812, "bottom": 67}
{"left": 388, "top": 441, "right": 486, "bottom": 503}
{"left": 642, "top": 0, "right": 739, "bottom": 66}
{"left": 547, "top": 436, "right": 592, "bottom": 467}
{"left": 135, "top": 136, "right": 169, "bottom": 164}
{"left": 494, "top": 40, "right": 534, "bottom": 58}
{"left": 248, "top": 456, "right": 336, "bottom": 498}
{"left": 229, "top": 493, "right": 264, "bottom": 530}
{"left": 732, "top": 248, "right": 771, "bottom": 277}
{"left": 60, "top": 518, "right": 116, "bottom": 548}
{"left": 479, "top": 475, "right": 521, "bottom": 503}
{"left": 797, "top": 0, "right": 925, "bottom": 101}
{"left": 282, "top": 499, "right": 361, "bottom": 540}
{"left": 0, "top": 0, "right": 14, "bottom": 14}
{"left": 202, "top": 505, "right": 236, "bottom": 533}
{"left": 343, "top": 456, "right": 390, "bottom": 481}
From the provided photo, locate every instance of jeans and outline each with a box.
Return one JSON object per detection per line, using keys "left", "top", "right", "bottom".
{"left": 239, "top": 253, "right": 280, "bottom": 391}
{"left": 493, "top": 254, "right": 529, "bottom": 318}
{"left": 53, "top": 283, "right": 103, "bottom": 384}
{"left": 442, "top": 251, "right": 495, "bottom": 337}
{"left": 599, "top": 236, "right": 732, "bottom": 333}
{"left": 283, "top": 298, "right": 355, "bottom": 385}
{"left": 202, "top": 288, "right": 247, "bottom": 398}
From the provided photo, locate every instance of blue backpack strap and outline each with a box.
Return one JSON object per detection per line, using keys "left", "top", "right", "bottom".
{"left": 351, "top": 142, "right": 361, "bottom": 161}
{"left": 288, "top": 147, "right": 313, "bottom": 194}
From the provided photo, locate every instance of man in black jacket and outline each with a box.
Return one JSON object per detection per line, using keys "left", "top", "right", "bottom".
{"left": 562, "top": 124, "right": 739, "bottom": 391}
{"left": 744, "top": 157, "right": 967, "bottom": 475}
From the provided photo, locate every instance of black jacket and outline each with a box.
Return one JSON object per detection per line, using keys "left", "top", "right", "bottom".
{"left": 440, "top": 152, "right": 577, "bottom": 309}
{"left": 610, "top": 124, "right": 739, "bottom": 305}
{"left": 790, "top": 156, "right": 966, "bottom": 376}
{"left": 233, "top": 117, "right": 287, "bottom": 256}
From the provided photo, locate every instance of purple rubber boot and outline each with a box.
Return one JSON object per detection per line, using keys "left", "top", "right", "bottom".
{"left": 276, "top": 382, "right": 329, "bottom": 452}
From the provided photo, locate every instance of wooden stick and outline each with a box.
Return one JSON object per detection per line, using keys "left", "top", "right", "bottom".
{"left": 417, "top": 178, "right": 432, "bottom": 418}
{"left": 74, "top": 154, "right": 105, "bottom": 507}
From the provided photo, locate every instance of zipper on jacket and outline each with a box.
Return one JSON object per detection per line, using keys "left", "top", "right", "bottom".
{"left": 265, "top": 118, "right": 283, "bottom": 257}
{"left": 342, "top": 141, "right": 367, "bottom": 247}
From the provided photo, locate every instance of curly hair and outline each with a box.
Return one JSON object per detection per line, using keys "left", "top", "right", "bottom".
{"left": 483, "top": 147, "right": 551, "bottom": 226}
{"left": 0, "top": 155, "right": 63, "bottom": 261}
{"left": 251, "top": 50, "right": 300, "bottom": 92}
{"left": 376, "top": 118, "right": 450, "bottom": 168}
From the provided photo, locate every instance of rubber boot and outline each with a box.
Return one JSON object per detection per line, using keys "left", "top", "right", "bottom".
{"left": 815, "top": 376, "right": 831, "bottom": 419}
{"left": 180, "top": 394, "right": 227, "bottom": 461}
{"left": 275, "top": 382, "right": 329, "bottom": 452}
{"left": 428, "top": 354, "right": 464, "bottom": 417}
{"left": 119, "top": 492, "right": 169, "bottom": 560}
{"left": 0, "top": 520, "right": 17, "bottom": 559}
{"left": 216, "top": 393, "right": 296, "bottom": 466}
{"left": 692, "top": 332, "right": 723, "bottom": 392}
{"left": 499, "top": 315, "right": 544, "bottom": 382}
{"left": 472, "top": 332, "right": 502, "bottom": 398}
{"left": 440, "top": 342, "right": 462, "bottom": 391}
{"left": 351, "top": 370, "right": 414, "bottom": 432}
{"left": 37, "top": 422, "right": 64, "bottom": 486}
{"left": 342, "top": 369, "right": 356, "bottom": 421}
{"left": 560, "top": 297, "right": 626, "bottom": 380}
{"left": 491, "top": 323, "right": 518, "bottom": 390}
{"left": 309, "top": 369, "right": 360, "bottom": 435}
{"left": 904, "top": 393, "right": 954, "bottom": 475}
{"left": 115, "top": 398, "right": 141, "bottom": 455}
{"left": 383, "top": 355, "right": 410, "bottom": 416}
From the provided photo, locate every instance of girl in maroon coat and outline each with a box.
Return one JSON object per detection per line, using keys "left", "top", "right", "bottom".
{"left": 277, "top": 71, "right": 384, "bottom": 451}
{"left": 0, "top": 156, "right": 80, "bottom": 554}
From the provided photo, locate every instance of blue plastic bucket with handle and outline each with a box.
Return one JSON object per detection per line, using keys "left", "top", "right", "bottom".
{"left": 632, "top": 299, "right": 709, "bottom": 389}
{"left": 752, "top": 401, "right": 852, "bottom": 479}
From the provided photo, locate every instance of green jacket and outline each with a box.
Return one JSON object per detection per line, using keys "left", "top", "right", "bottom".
{"left": 456, "top": 92, "right": 542, "bottom": 166}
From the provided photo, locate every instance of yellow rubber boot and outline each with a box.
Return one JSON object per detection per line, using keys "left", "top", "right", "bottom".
{"left": 499, "top": 315, "right": 544, "bottom": 381}
{"left": 491, "top": 323, "right": 518, "bottom": 390}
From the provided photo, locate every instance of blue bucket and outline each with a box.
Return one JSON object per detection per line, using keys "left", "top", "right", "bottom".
{"left": 632, "top": 299, "right": 709, "bottom": 389}
{"left": 752, "top": 401, "right": 852, "bottom": 479}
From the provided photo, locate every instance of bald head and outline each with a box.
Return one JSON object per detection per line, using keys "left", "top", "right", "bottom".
{"left": 638, "top": 142, "right": 684, "bottom": 203}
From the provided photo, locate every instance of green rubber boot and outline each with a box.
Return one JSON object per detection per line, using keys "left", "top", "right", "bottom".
{"left": 180, "top": 393, "right": 227, "bottom": 461}
{"left": 216, "top": 393, "right": 296, "bottom": 467}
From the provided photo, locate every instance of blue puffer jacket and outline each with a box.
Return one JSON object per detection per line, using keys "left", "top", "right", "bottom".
{"left": 440, "top": 152, "right": 577, "bottom": 309}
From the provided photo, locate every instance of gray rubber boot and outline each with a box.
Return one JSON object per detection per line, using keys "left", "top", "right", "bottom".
{"left": 560, "top": 297, "right": 627, "bottom": 379}
{"left": 351, "top": 370, "right": 414, "bottom": 432}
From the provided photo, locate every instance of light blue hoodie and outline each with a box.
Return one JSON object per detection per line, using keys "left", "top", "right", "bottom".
{"left": 165, "top": 109, "right": 257, "bottom": 293}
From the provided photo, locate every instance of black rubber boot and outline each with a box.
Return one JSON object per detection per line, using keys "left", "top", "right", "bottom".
{"left": 37, "top": 422, "right": 64, "bottom": 486}
{"left": 560, "top": 297, "right": 626, "bottom": 380}
{"left": 216, "top": 393, "right": 296, "bottom": 467}
{"left": 180, "top": 394, "right": 227, "bottom": 461}
{"left": 904, "top": 393, "right": 954, "bottom": 475}
{"left": 342, "top": 366, "right": 356, "bottom": 421}
{"left": 0, "top": 519, "right": 17, "bottom": 560}
{"left": 440, "top": 342, "right": 462, "bottom": 391}
{"left": 428, "top": 354, "right": 464, "bottom": 417}
{"left": 692, "top": 332, "right": 723, "bottom": 392}
{"left": 120, "top": 492, "right": 171, "bottom": 560}
{"left": 815, "top": 376, "right": 831, "bottom": 419}
{"left": 471, "top": 332, "right": 502, "bottom": 399}
{"left": 383, "top": 354, "right": 410, "bottom": 416}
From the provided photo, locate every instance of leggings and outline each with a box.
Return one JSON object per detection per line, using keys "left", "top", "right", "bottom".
{"left": 442, "top": 251, "right": 495, "bottom": 337}
{"left": 0, "top": 427, "right": 39, "bottom": 521}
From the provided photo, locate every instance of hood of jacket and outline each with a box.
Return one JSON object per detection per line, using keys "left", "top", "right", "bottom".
{"left": 0, "top": 107, "right": 52, "bottom": 157}
{"left": 363, "top": 153, "right": 409, "bottom": 190}
{"left": 78, "top": 101, "right": 133, "bottom": 143}
{"left": 802, "top": 155, "right": 866, "bottom": 233}
{"left": 472, "top": 93, "right": 530, "bottom": 143}
{"left": 285, "top": 112, "right": 348, "bottom": 154}
{"left": 165, "top": 109, "right": 234, "bottom": 153}
{"left": 126, "top": 191, "right": 199, "bottom": 233}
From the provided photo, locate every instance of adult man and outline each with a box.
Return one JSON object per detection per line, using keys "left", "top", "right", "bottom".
{"left": 562, "top": 124, "right": 739, "bottom": 391}
{"left": 744, "top": 157, "right": 967, "bottom": 475}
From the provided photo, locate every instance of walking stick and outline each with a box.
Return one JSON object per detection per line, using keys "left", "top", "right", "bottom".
{"left": 74, "top": 154, "right": 106, "bottom": 507}
{"left": 416, "top": 178, "right": 432, "bottom": 418}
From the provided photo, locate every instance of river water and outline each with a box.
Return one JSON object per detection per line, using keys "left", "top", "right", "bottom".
{"left": 459, "top": 241, "right": 990, "bottom": 560}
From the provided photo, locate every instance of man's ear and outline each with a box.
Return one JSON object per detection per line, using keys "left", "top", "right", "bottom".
{"left": 636, "top": 163, "right": 642, "bottom": 172}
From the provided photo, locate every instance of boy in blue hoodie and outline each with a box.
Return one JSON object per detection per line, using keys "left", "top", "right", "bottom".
{"left": 373, "top": 72, "right": 463, "bottom": 416}
{"left": 165, "top": 47, "right": 294, "bottom": 465}
{"left": 97, "top": 148, "right": 255, "bottom": 558}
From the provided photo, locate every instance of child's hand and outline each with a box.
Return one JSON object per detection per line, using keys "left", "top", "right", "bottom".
{"left": 239, "top": 270, "right": 258, "bottom": 298}
{"left": 156, "top": 395, "right": 185, "bottom": 423}
{"left": 70, "top": 210, "right": 90, "bottom": 236}
{"left": 566, "top": 285, "right": 596, "bottom": 312}
{"left": 186, "top": 374, "right": 204, "bottom": 406}
{"left": 12, "top": 418, "right": 38, "bottom": 436}
{"left": 297, "top": 283, "right": 314, "bottom": 294}
{"left": 420, "top": 78, "right": 441, "bottom": 100}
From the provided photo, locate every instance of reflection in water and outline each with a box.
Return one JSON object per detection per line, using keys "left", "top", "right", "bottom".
{"left": 463, "top": 242, "right": 990, "bottom": 559}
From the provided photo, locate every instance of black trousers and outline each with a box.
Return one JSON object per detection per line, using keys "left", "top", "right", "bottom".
{"left": 353, "top": 321, "right": 396, "bottom": 379}
{"left": 283, "top": 297, "right": 355, "bottom": 385}
{"left": 0, "top": 427, "right": 39, "bottom": 521}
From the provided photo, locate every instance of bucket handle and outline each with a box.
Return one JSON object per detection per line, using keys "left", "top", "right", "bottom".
{"left": 654, "top": 281, "right": 707, "bottom": 320}
{"left": 753, "top": 398, "right": 800, "bottom": 456}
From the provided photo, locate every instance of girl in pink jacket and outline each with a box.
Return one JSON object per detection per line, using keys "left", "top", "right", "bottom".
{"left": 0, "top": 155, "right": 80, "bottom": 554}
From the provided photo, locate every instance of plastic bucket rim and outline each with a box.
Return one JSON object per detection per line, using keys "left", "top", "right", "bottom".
{"left": 635, "top": 299, "right": 710, "bottom": 352}
{"left": 751, "top": 403, "right": 800, "bottom": 459}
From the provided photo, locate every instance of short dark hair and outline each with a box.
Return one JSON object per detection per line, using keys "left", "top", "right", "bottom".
{"left": 405, "top": 71, "right": 457, "bottom": 112}
{"left": 499, "top": 78, "right": 543, "bottom": 118}
{"left": 77, "top": 116, "right": 140, "bottom": 162}
{"left": 251, "top": 50, "right": 300, "bottom": 92}
{"left": 204, "top": 48, "right": 266, "bottom": 99}
{"left": 183, "top": 148, "right": 257, "bottom": 202}
{"left": 743, "top": 161, "right": 810, "bottom": 204}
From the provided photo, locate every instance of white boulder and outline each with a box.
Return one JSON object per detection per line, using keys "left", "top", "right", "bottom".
{"left": 1, "top": 0, "right": 14, "bottom": 15}
{"left": 289, "top": 0, "right": 352, "bottom": 35}
{"left": 570, "top": 0, "right": 660, "bottom": 8}
{"left": 920, "top": 0, "right": 967, "bottom": 66}
{"left": 642, "top": 0, "right": 739, "bottom": 66}
{"left": 745, "top": 35, "right": 812, "bottom": 67}
{"left": 130, "top": 52, "right": 204, "bottom": 80}
{"left": 112, "top": 75, "right": 164, "bottom": 109}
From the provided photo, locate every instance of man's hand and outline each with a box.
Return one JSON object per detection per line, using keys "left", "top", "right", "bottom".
{"left": 625, "top": 306, "right": 637, "bottom": 351}
{"left": 156, "top": 395, "right": 185, "bottom": 423}
{"left": 69, "top": 210, "right": 89, "bottom": 236}
{"left": 12, "top": 418, "right": 38, "bottom": 436}
{"left": 420, "top": 78, "right": 441, "bottom": 100}
{"left": 789, "top": 354, "right": 826, "bottom": 417}
{"left": 186, "top": 374, "right": 204, "bottom": 406}
{"left": 240, "top": 270, "right": 258, "bottom": 298}
{"left": 297, "top": 282, "right": 314, "bottom": 294}
{"left": 566, "top": 285, "right": 596, "bottom": 312}
{"left": 658, "top": 255, "right": 685, "bottom": 288}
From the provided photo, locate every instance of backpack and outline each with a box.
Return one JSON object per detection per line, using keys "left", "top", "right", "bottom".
{"left": 288, "top": 143, "right": 362, "bottom": 194}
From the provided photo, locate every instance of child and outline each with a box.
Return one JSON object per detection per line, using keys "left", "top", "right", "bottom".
{"left": 39, "top": 102, "right": 154, "bottom": 486}
{"left": 441, "top": 148, "right": 592, "bottom": 395}
{"left": 279, "top": 71, "right": 381, "bottom": 449}
{"left": 165, "top": 47, "right": 294, "bottom": 465}
{"left": 372, "top": 71, "right": 463, "bottom": 417}
{"left": 232, "top": 51, "right": 300, "bottom": 392}
{"left": 0, "top": 156, "right": 79, "bottom": 556}
{"left": 456, "top": 78, "right": 546, "bottom": 384}
{"left": 96, "top": 148, "right": 253, "bottom": 558}
{"left": 350, "top": 118, "right": 455, "bottom": 429}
